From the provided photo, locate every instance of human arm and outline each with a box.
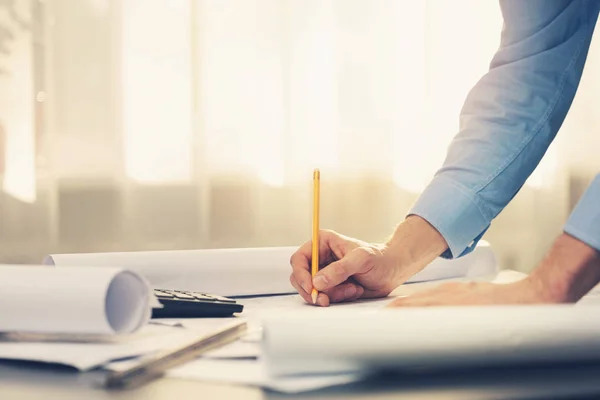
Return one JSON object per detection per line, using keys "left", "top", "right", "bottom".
{"left": 528, "top": 174, "right": 600, "bottom": 304}
{"left": 389, "top": 220, "right": 600, "bottom": 307}
{"left": 290, "top": 0, "right": 600, "bottom": 306}
{"left": 383, "top": 180, "right": 600, "bottom": 308}
{"left": 408, "top": 0, "right": 600, "bottom": 260}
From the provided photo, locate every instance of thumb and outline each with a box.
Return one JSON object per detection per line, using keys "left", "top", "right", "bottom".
{"left": 312, "top": 249, "right": 369, "bottom": 291}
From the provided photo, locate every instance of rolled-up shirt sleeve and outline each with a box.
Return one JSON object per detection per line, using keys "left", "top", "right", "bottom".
{"left": 564, "top": 174, "right": 600, "bottom": 252}
{"left": 409, "top": 0, "right": 600, "bottom": 259}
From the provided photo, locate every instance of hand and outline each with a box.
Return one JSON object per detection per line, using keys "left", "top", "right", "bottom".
{"left": 387, "top": 279, "right": 545, "bottom": 307}
{"left": 289, "top": 230, "right": 402, "bottom": 307}
{"left": 388, "top": 232, "right": 600, "bottom": 307}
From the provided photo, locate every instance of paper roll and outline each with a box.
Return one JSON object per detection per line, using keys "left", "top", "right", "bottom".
{"left": 43, "top": 242, "right": 497, "bottom": 296}
{"left": 0, "top": 265, "right": 151, "bottom": 335}
{"left": 262, "top": 305, "right": 600, "bottom": 376}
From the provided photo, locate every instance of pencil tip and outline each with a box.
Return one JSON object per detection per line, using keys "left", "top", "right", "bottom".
{"left": 311, "top": 291, "right": 318, "bottom": 304}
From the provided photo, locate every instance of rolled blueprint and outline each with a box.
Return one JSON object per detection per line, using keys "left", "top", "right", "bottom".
{"left": 262, "top": 305, "right": 600, "bottom": 376}
{"left": 43, "top": 242, "right": 497, "bottom": 296}
{"left": 0, "top": 265, "right": 152, "bottom": 335}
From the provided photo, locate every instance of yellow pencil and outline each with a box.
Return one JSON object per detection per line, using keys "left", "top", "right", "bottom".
{"left": 311, "top": 168, "right": 320, "bottom": 304}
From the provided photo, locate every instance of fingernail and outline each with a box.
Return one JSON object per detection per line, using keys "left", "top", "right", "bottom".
{"left": 301, "top": 282, "right": 310, "bottom": 294}
{"left": 344, "top": 285, "right": 357, "bottom": 298}
{"left": 313, "top": 275, "right": 328, "bottom": 290}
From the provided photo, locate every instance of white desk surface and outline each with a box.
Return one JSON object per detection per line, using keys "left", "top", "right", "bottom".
{"left": 3, "top": 269, "right": 600, "bottom": 400}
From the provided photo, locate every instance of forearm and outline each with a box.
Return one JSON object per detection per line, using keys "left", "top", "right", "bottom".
{"left": 527, "top": 233, "right": 600, "bottom": 303}
{"left": 531, "top": 175, "right": 600, "bottom": 302}
{"left": 384, "top": 215, "right": 448, "bottom": 285}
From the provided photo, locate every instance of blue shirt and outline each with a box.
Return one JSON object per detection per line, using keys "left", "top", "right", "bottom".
{"left": 409, "top": 0, "right": 600, "bottom": 259}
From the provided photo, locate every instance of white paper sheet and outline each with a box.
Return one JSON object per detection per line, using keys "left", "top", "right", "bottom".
{"left": 137, "top": 270, "right": 524, "bottom": 362}
{"left": 576, "top": 282, "right": 600, "bottom": 305}
{"left": 0, "top": 265, "right": 152, "bottom": 335}
{"left": 262, "top": 304, "right": 600, "bottom": 377}
{"left": 0, "top": 321, "right": 242, "bottom": 371}
{"left": 43, "top": 242, "right": 496, "bottom": 296}
{"left": 235, "top": 268, "right": 523, "bottom": 325}
{"left": 152, "top": 269, "right": 517, "bottom": 361}
{"left": 153, "top": 295, "right": 393, "bottom": 363}
{"left": 109, "top": 270, "right": 600, "bottom": 394}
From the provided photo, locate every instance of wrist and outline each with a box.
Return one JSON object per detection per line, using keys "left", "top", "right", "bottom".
{"left": 383, "top": 215, "right": 448, "bottom": 286}
{"left": 527, "top": 233, "right": 600, "bottom": 303}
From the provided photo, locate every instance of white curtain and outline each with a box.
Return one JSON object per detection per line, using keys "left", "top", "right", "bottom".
{"left": 1, "top": 0, "right": 597, "bottom": 271}
{"left": 0, "top": 0, "right": 35, "bottom": 203}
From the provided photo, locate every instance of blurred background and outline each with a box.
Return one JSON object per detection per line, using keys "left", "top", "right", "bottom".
{"left": 0, "top": 0, "right": 599, "bottom": 272}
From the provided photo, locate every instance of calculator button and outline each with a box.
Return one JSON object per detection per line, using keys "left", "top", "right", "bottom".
{"left": 192, "top": 293, "right": 216, "bottom": 301}
{"left": 154, "top": 291, "right": 174, "bottom": 299}
{"left": 173, "top": 292, "right": 196, "bottom": 300}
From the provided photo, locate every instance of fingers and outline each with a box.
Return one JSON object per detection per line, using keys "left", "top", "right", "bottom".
{"left": 312, "top": 258, "right": 354, "bottom": 291}
{"left": 292, "top": 277, "right": 366, "bottom": 307}
{"left": 361, "top": 287, "right": 393, "bottom": 299}
{"left": 290, "top": 261, "right": 313, "bottom": 296}
{"left": 312, "top": 247, "right": 374, "bottom": 291}
{"left": 314, "top": 286, "right": 364, "bottom": 307}
{"left": 289, "top": 230, "right": 355, "bottom": 296}
{"left": 290, "top": 274, "right": 314, "bottom": 305}
{"left": 316, "top": 292, "right": 330, "bottom": 307}
{"left": 323, "top": 282, "right": 365, "bottom": 303}
{"left": 289, "top": 233, "right": 332, "bottom": 294}
{"left": 291, "top": 273, "right": 336, "bottom": 307}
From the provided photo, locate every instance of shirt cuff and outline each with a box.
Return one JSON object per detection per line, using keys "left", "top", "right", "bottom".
{"left": 408, "top": 175, "right": 492, "bottom": 259}
{"left": 564, "top": 174, "right": 600, "bottom": 252}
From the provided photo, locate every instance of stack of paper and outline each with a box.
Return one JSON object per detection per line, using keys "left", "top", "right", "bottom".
{"left": 0, "top": 320, "right": 244, "bottom": 371}
{"left": 0, "top": 242, "right": 516, "bottom": 394}
{"left": 145, "top": 271, "right": 600, "bottom": 393}
{"left": 81, "top": 242, "right": 497, "bottom": 393}
{"left": 0, "top": 265, "right": 213, "bottom": 372}
{"left": 156, "top": 295, "right": 395, "bottom": 392}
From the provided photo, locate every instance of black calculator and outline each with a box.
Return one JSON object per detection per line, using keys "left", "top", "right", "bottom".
{"left": 151, "top": 289, "right": 244, "bottom": 318}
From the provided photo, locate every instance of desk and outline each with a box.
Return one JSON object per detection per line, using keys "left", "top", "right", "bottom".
{"left": 4, "top": 270, "right": 600, "bottom": 400}
{"left": 4, "top": 360, "right": 600, "bottom": 400}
